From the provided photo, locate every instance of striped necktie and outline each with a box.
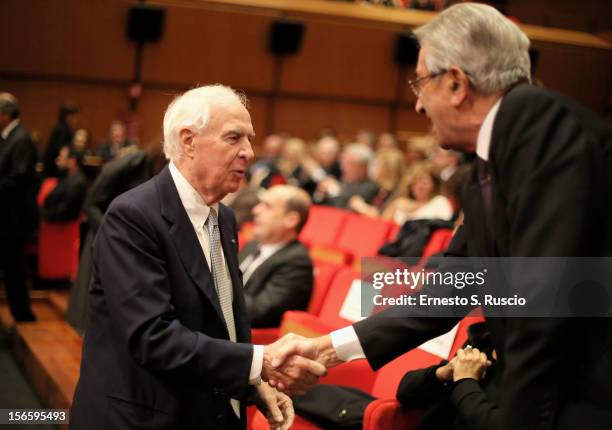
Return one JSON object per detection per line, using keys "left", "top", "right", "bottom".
{"left": 205, "top": 207, "right": 240, "bottom": 417}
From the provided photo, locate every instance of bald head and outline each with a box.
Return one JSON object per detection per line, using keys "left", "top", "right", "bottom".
{"left": 0, "top": 93, "right": 19, "bottom": 129}
{"left": 252, "top": 185, "right": 312, "bottom": 244}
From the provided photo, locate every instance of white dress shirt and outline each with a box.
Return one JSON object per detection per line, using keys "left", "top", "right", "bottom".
{"left": 168, "top": 162, "right": 263, "bottom": 384}
{"left": 330, "top": 97, "right": 504, "bottom": 362}
{"left": 240, "top": 242, "right": 286, "bottom": 285}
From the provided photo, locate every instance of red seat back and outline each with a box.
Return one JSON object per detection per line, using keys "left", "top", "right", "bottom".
{"left": 307, "top": 262, "right": 341, "bottom": 315}
{"left": 299, "top": 205, "right": 348, "bottom": 248}
{"left": 317, "top": 267, "right": 361, "bottom": 328}
{"left": 421, "top": 228, "right": 454, "bottom": 258}
{"left": 336, "top": 214, "right": 392, "bottom": 260}
{"left": 38, "top": 219, "right": 81, "bottom": 280}
{"left": 37, "top": 178, "right": 59, "bottom": 207}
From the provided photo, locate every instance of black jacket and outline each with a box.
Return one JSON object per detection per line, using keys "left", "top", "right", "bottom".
{"left": 240, "top": 240, "right": 313, "bottom": 327}
{"left": 353, "top": 84, "right": 612, "bottom": 430}
{"left": 42, "top": 172, "right": 87, "bottom": 221}
{"left": 70, "top": 167, "right": 255, "bottom": 430}
{"left": 0, "top": 123, "right": 37, "bottom": 236}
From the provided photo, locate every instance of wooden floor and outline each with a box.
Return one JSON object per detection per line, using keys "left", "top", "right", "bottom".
{"left": 1, "top": 290, "right": 81, "bottom": 430}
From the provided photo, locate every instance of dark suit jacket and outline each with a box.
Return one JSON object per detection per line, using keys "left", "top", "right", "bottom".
{"left": 0, "top": 123, "right": 37, "bottom": 237}
{"left": 353, "top": 84, "right": 612, "bottom": 430}
{"left": 70, "top": 167, "right": 255, "bottom": 430}
{"left": 239, "top": 240, "right": 313, "bottom": 327}
{"left": 327, "top": 179, "right": 379, "bottom": 209}
{"left": 42, "top": 172, "right": 87, "bottom": 221}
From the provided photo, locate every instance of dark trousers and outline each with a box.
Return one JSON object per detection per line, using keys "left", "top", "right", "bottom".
{"left": 0, "top": 235, "right": 35, "bottom": 321}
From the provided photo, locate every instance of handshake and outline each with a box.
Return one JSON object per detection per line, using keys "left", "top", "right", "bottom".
{"left": 261, "top": 333, "right": 343, "bottom": 395}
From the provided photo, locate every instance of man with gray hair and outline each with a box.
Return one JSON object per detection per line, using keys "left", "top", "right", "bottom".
{"left": 0, "top": 93, "right": 37, "bottom": 322}
{"left": 271, "top": 4, "right": 612, "bottom": 429}
{"left": 316, "top": 143, "right": 379, "bottom": 208}
{"left": 71, "top": 85, "right": 326, "bottom": 430}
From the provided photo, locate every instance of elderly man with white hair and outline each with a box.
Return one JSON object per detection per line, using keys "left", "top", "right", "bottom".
{"left": 270, "top": 4, "right": 612, "bottom": 429}
{"left": 70, "top": 85, "right": 326, "bottom": 430}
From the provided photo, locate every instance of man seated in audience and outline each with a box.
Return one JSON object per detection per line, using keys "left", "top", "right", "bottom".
{"left": 42, "top": 145, "right": 87, "bottom": 222}
{"left": 247, "top": 134, "right": 286, "bottom": 188}
{"left": 396, "top": 322, "right": 499, "bottom": 430}
{"left": 299, "top": 136, "right": 342, "bottom": 196}
{"left": 315, "top": 143, "right": 379, "bottom": 208}
{"left": 96, "top": 120, "right": 131, "bottom": 162}
{"left": 239, "top": 185, "right": 313, "bottom": 328}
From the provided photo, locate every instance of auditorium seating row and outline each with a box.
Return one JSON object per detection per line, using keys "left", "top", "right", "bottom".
{"left": 239, "top": 205, "right": 470, "bottom": 429}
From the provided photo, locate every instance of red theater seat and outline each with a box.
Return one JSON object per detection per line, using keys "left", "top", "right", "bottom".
{"left": 38, "top": 219, "right": 81, "bottom": 280}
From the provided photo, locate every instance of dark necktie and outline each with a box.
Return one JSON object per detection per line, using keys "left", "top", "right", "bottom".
{"left": 240, "top": 247, "right": 261, "bottom": 284}
{"left": 476, "top": 157, "right": 495, "bottom": 255}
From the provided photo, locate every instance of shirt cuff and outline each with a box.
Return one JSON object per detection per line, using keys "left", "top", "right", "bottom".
{"left": 330, "top": 326, "right": 366, "bottom": 362}
{"left": 249, "top": 345, "right": 263, "bottom": 385}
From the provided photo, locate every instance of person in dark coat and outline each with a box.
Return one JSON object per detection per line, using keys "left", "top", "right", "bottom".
{"left": 0, "top": 93, "right": 37, "bottom": 321}
{"left": 43, "top": 102, "right": 80, "bottom": 177}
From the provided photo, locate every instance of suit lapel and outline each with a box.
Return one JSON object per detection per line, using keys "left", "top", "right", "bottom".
{"left": 157, "top": 167, "right": 226, "bottom": 324}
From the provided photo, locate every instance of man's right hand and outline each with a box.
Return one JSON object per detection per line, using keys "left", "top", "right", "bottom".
{"left": 262, "top": 334, "right": 327, "bottom": 395}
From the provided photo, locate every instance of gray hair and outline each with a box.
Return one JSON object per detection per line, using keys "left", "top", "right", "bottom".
{"left": 0, "top": 93, "right": 20, "bottom": 119}
{"left": 414, "top": 3, "right": 531, "bottom": 94}
{"left": 343, "top": 143, "right": 374, "bottom": 165}
{"left": 162, "top": 84, "right": 247, "bottom": 160}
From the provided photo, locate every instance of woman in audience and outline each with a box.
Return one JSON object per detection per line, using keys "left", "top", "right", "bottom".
{"left": 382, "top": 162, "right": 453, "bottom": 224}
{"left": 278, "top": 137, "right": 310, "bottom": 187}
{"left": 348, "top": 148, "right": 406, "bottom": 217}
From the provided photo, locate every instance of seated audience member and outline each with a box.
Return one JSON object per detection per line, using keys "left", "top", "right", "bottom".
{"left": 43, "top": 101, "right": 81, "bottom": 177}
{"left": 404, "top": 135, "right": 432, "bottom": 166}
{"left": 239, "top": 185, "right": 313, "bottom": 328}
{"left": 382, "top": 162, "right": 453, "bottom": 224}
{"left": 278, "top": 137, "right": 311, "bottom": 188}
{"left": 225, "top": 175, "right": 259, "bottom": 227}
{"left": 316, "top": 143, "right": 379, "bottom": 208}
{"left": 71, "top": 128, "right": 91, "bottom": 158}
{"left": 299, "top": 136, "right": 342, "bottom": 195}
{"left": 96, "top": 120, "right": 130, "bottom": 162}
{"left": 42, "top": 145, "right": 87, "bottom": 222}
{"left": 349, "top": 148, "right": 406, "bottom": 217}
{"left": 247, "top": 134, "right": 286, "bottom": 188}
{"left": 396, "top": 322, "right": 500, "bottom": 430}
{"left": 376, "top": 132, "right": 399, "bottom": 151}
{"left": 355, "top": 129, "right": 377, "bottom": 149}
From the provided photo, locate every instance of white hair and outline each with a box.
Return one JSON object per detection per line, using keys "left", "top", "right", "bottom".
{"left": 414, "top": 3, "right": 531, "bottom": 94}
{"left": 162, "top": 84, "right": 247, "bottom": 160}
{"left": 343, "top": 143, "right": 374, "bottom": 165}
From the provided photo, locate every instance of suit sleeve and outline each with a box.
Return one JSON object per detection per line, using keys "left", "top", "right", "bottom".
{"left": 94, "top": 198, "right": 253, "bottom": 399}
{"left": 353, "top": 226, "right": 470, "bottom": 370}
{"left": 396, "top": 363, "right": 450, "bottom": 408}
{"left": 491, "top": 89, "right": 607, "bottom": 429}
{"left": 450, "top": 379, "right": 501, "bottom": 430}
{"left": 245, "top": 254, "right": 313, "bottom": 327}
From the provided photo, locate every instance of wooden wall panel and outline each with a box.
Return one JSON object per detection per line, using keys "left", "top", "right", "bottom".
{"left": 137, "top": 89, "right": 269, "bottom": 151}
{"left": 141, "top": 7, "right": 275, "bottom": 90}
{"left": 0, "top": 78, "right": 127, "bottom": 150}
{"left": 396, "top": 107, "right": 432, "bottom": 136}
{"left": 274, "top": 98, "right": 390, "bottom": 142}
{"left": 280, "top": 20, "right": 399, "bottom": 101}
{"left": 0, "top": 0, "right": 133, "bottom": 81}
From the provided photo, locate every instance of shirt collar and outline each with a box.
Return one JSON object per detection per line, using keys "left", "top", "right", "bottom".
{"left": 476, "top": 98, "right": 502, "bottom": 161}
{"left": 169, "top": 161, "right": 219, "bottom": 230}
{"left": 258, "top": 242, "right": 286, "bottom": 259}
{"left": 1, "top": 119, "right": 20, "bottom": 140}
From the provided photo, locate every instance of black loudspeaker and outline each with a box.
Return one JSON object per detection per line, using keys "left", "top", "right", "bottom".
{"left": 529, "top": 47, "right": 540, "bottom": 75}
{"left": 127, "top": 5, "right": 165, "bottom": 43}
{"left": 268, "top": 21, "right": 304, "bottom": 56}
{"left": 395, "top": 33, "right": 419, "bottom": 66}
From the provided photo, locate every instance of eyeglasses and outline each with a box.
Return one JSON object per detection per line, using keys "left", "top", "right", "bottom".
{"left": 408, "top": 70, "right": 447, "bottom": 97}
